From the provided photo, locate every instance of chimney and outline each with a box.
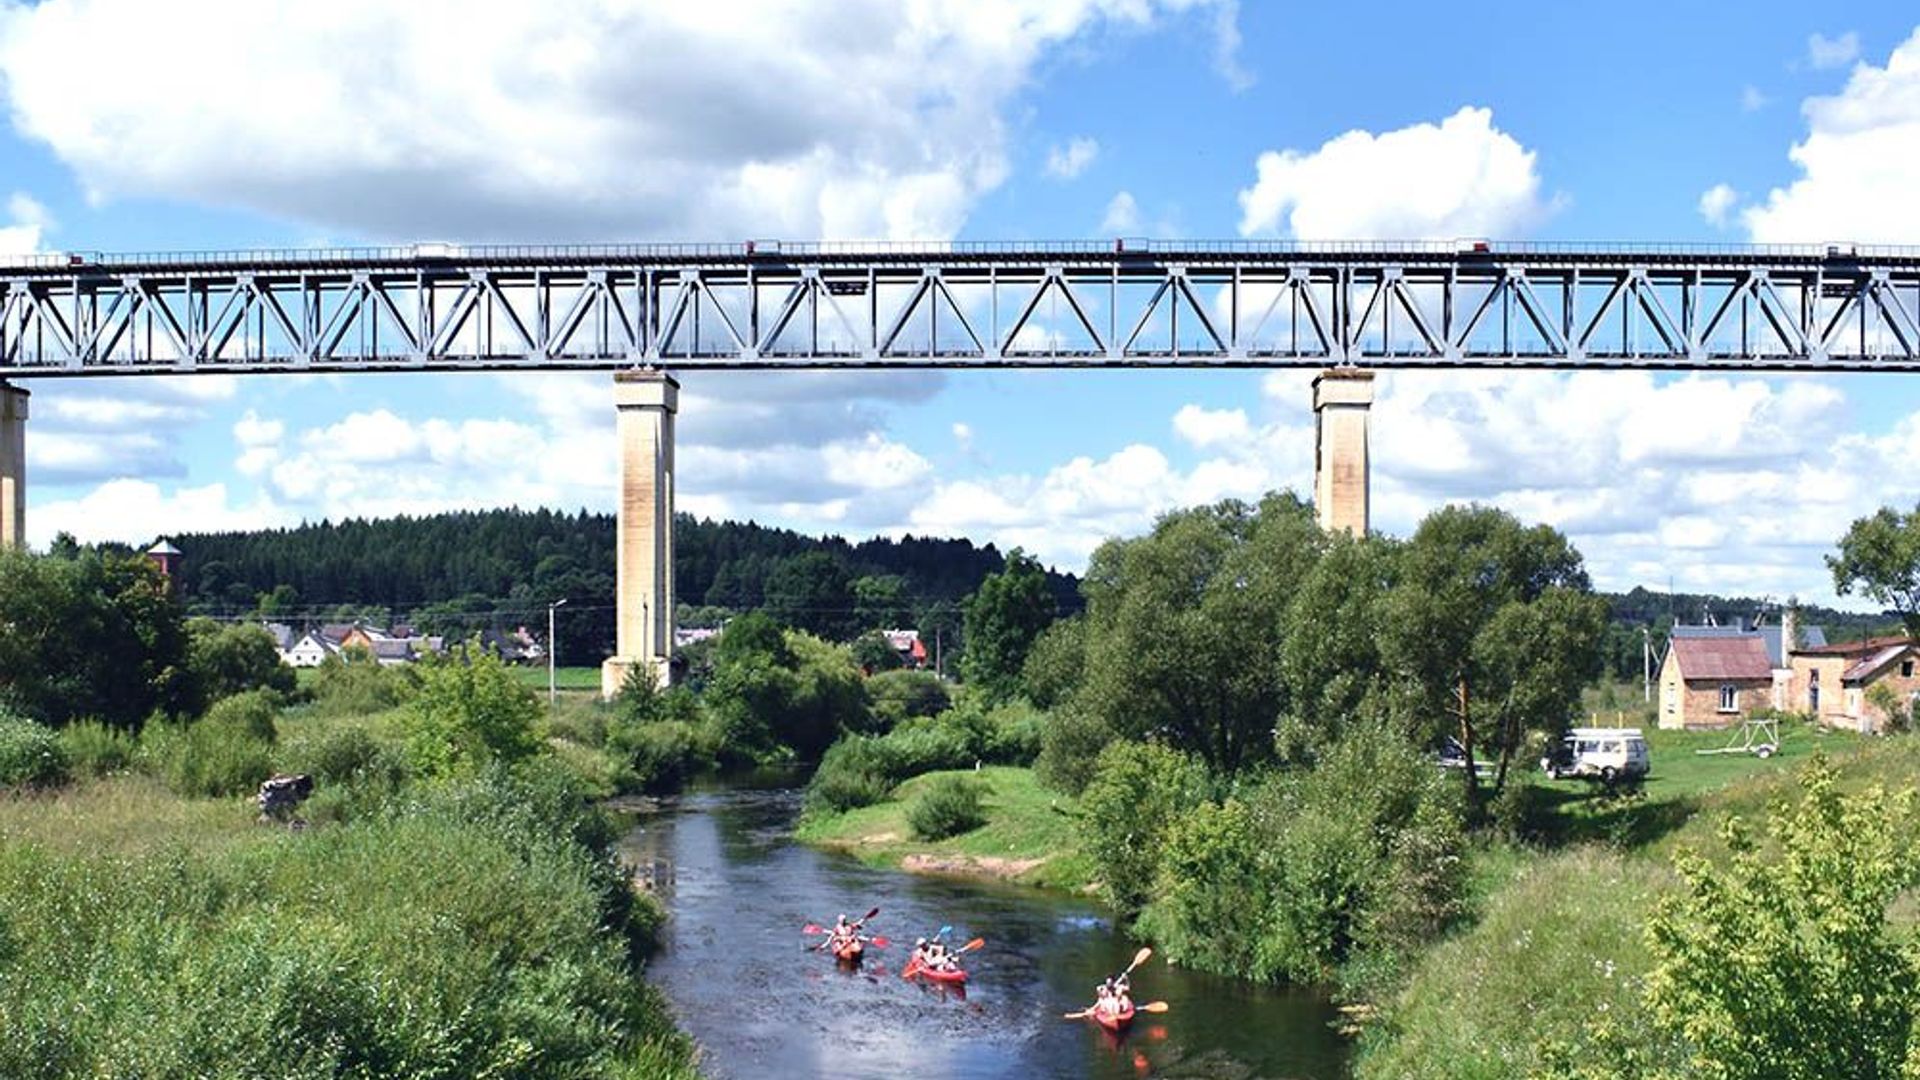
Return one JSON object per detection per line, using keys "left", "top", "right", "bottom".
{"left": 1782, "top": 607, "right": 1799, "bottom": 658}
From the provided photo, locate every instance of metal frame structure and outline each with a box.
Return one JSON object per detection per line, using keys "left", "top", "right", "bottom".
{"left": 6, "top": 240, "right": 1920, "bottom": 375}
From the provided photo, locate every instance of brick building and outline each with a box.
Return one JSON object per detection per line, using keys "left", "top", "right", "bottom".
{"left": 1658, "top": 635, "right": 1773, "bottom": 730}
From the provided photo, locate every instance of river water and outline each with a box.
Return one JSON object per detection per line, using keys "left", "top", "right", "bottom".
{"left": 618, "top": 785, "right": 1352, "bottom": 1080}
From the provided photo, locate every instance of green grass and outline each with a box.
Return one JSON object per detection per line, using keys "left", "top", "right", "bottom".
{"left": 796, "top": 765, "right": 1095, "bottom": 891}
{"left": 511, "top": 665, "right": 604, "bottom": 692}
{"left": 1524, "top": 720, "right": 1869, "bottom": 849}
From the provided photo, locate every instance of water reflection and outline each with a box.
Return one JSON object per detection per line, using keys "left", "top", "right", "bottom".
{"left": 621, "top": 788, "right": 1351, "bottom": 1079}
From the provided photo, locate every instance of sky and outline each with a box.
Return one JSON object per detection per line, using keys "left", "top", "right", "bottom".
{"left": 2, "top": 0, "right": 1919, "bottom": 611}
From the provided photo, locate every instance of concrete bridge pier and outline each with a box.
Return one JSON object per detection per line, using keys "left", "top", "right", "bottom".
{"left": 601, "top": 370, "right": 678, "bottom": 699}
{"left": 1312, "top": 369, "right": 1373, "bottom": 537}
{"left": 0, "top": 381, "right": 26, "bottom": 550}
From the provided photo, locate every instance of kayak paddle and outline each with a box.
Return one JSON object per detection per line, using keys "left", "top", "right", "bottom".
{"left": 1138, "top": 1001, "right": 1170, "bottom": 1013}
{"left": 1061, "top": 1007, "right": 1095, "bottom": 1019}
{"left": 934, "top": 924, "right": 951, "bottom": 941}
{"left": 1122, "top": 946, "right": 1152, "bottom": 976}
{"left": 956, "top": 937, "right": 985, "bottom": 954}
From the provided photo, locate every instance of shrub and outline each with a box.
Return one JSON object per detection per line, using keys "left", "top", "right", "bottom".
{"left": 909, "top": 774, "right": 989, "bottom": 840}
{"left": 403, "top": 646, "right": 542, "bottom": 778}
{"left": 56, "top": 719, "right": 134, "bottom": 779}
{"left": 203, "top": 689, "right": 282, "bottom": 743}
{"left": 1035, "top": 704, "right": 1116, "bottom": 793}
{"left": 0, "top": 711, "right": 70, "bottom": 789}
{"left": 1079, "top": 741, "right": 1211, "bottom": 912}
{"left": 278, "top": 723, "right": 408, "bottom": 788}
{"left": 309, "top": 649, "right": 418, "bottom": 716}
{"left": 866, "top": 669, "right": 950, "bottom": 730}
{"left": 610, "top": 720, "right": 715, "bottom": 794}
{"left": 140, "top": 719, "right": 273, "bottom": 799}
{"left": 545, "top": 697, "right": 610, "bottom": 747}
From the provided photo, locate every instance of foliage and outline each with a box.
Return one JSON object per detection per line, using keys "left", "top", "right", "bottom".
{"left": 1034, "top": 703, "right": 1116, "bottom": 793}
{"left": 763, "top": 549, "right": 858, "bottom": 640}
{"left": 0, "top": 547, "right": 191, "bottom": 730}
{"left": 0, "top": 710, "right": 70, "bottom": 789}
{"left": 704, "top": 620, "right": 866, "bottom": 764}
{"left": 961, "top": 548, "right": 1059, "bottom": 701}
{"left": 184, "top": 617, "right": 295, "bottom": 709}
{"left": 278, "top": 722, "right": 411, "bottom": 791}
{"left": 852, "top": 573, "right": 913, "bottom": 632}
{"left": 1827, "top": 501, "right": 1920, "bottom": 637}
{"left": 865, "top": 669, "right": 950, "bottom": 730}
{"left": 1020, "top": 615, "right": 1086, "bottom": 710}
{"left": 1275, "top": 533, "right": 1398, "bottom": 761}
{"left": 1644, "top": 756, "right": 1920, "bottom": 1080}
{"left": 139, "top": 717, "right": 274, "bottom": 799}
{"left": 204, "top": 688, "right": 282, "bottom": 743}
{"left": 308, "top": 647, "right": 419, "bottom": 716}
{"left": 804, "top": 701, "right": 1042, "bottom": 815}
{"left": 403, "top": 644, "right": 543, "bottom": 778}
{"left": 1124, "top": 722, "right": 1466, "bottom": 984}
{"left": 1867, "top": 682, "right": 1911, "bottom": 733}
{"left": 1072, "top": 495, "right": 1321, "bottom": 774}
{"left": 55, "top": 719, "right": 135, "bottom": 779}
{"left": 0, "top": 769, "right": 697, "bottom": 1078}
{"left": 1077, "top": 741, "right": 1211, "bottom": 913}
{"left": 907, "top": 773, "right": 990, "bottom": 840}
{"left": 1379, "top": 504, "right": 1607, "bottom": 807}
{"left": 851, "top": 629, "right": 905, "bottom": 673}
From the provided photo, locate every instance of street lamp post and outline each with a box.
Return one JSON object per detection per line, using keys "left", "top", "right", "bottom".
{"left": 548, "top": 598, "right": 569, "bottom": 706}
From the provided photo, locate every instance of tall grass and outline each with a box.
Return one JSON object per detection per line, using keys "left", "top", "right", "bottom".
{"left": 0, "top": 768, "right": 698, "bottom": 1078}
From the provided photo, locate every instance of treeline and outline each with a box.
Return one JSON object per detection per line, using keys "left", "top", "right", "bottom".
{"left": 1594, "top": 586, "right": 1904, "bottom": 681}
{"left": 162, "top": 508, "right": 1080, "bottom": 662}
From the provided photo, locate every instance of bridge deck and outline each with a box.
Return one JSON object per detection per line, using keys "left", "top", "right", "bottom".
{"left": 4, "top": 241, "right": 1919, "bottom": 374}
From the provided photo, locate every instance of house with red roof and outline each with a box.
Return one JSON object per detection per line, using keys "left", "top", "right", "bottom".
{"left": 1658, "top": 635, "right": 1774, "bottom": 730}
{"left": 1785, "top": 636, "right": 1920, "bottom": 733}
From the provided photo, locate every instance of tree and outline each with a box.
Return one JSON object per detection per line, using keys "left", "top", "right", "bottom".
{"left": 1276, "top": 533, "right": 1400, "bottom": 761}
{"left": 403, "top": 643, "right": 542, "bottom": 777}
{"left": 1072, "top": 495, "right": 1321, "bottom": 774}
{"left": 0, "top": 547, "right": 191, "bottom": 730}
{"left": 1380, "top": 505, "right": 1605, "bottom": 807}
{"left": 1020, "top": 616, "right": 1087, "bottom": 710}
{"left": 961, "top": 549, "right": 1058, "bottom": 702}
{"left": 185, "top": 618, "right": 296, "bottom": 708}
{"left": 1828, "top": 502, "right": 1920, "bottom": 637}
{"left": 850, "top": 630, "right": 904, "bottom": 673}
{"left": 852, "top": 574, "right": 912, "bottom": 632}
{"left": 1646, "top": 757, "right": 1920, "bottom": 1079}
{"left": 763, "top": 551, "right": 857, "bottom": 640}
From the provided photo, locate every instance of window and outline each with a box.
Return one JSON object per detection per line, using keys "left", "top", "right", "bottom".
{"left": 1903, "top": 660, "right": 1914, "bottom": 678}
{"left": 1719, "top": 684, "right": 1738, "bottom": 712}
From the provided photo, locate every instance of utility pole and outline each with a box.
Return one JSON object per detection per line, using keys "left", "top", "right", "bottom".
{"left": 547, "top": 598, "right": 568, "bottom": 706}
{"left": 1642, "top": 626, "right": 1652, "bottom": 703}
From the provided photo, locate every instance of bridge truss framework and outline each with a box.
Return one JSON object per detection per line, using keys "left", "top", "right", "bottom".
{"left": 4, "top": 240, "right": 1920, "bottom": 375}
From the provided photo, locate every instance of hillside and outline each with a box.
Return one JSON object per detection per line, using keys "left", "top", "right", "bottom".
{"left": 164, "top": 508, "right": 1081, "bottom": 664}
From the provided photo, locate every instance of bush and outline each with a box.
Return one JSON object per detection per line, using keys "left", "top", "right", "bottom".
{"left": 403, "top": 646, "right": 542, "bottom": 778}
{"left": 0, "top": 711, "right": 70, "bottom": 789}
{"left": 140, "top": 718, "right": 274, "bottom": 799}
{"left": 56, "top": 719, "right": 134, "bottom": 779}
{"left": 866, "top": 669, "right": 950, "bottom": 730}
{"left": 908, "top": 774, "right": 990, "bottom": 840}
{"left": 1035, "top": 704, "right": 1116, "bottom": 793}
{"left": 610, "top": 720, "right": 715, "bottom": 794}
{"left": 309, "top": 649, "right": 418, "bottom": 716}
{"left": 1078, "top": 741, "right": 1211, "bottom": 913}
{"left": 203, "top": 689, "right": 282, "bottom": 743}
{"left": 278, "top": 723, "right": 408, "bottom": 789}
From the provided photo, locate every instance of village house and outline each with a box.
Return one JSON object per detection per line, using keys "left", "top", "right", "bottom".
{"left": 1658, "top": 634, "right": 1774, "bottom": 730}
{"left": 1785, "top": 636, "right": 1920, "bottom": 733}
{"left": 882, "top": 628, "right": 929, "bottom": 669}
{"left": 282, "top": 632, "right": 338, "bottom": 668}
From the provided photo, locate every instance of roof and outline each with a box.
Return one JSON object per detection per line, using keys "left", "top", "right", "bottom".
{"left": 1673, "top": 623, "right": 1827, "bottom": 667}
{"left": 1841, "top": 640, "right": 1918, "bottom": 683}
{"left": 1669, "top": 635, "right": 1773, "bottom": 681}
{"left": 1794, "top": 635, "right": 1915, "bottom": 658}
{"left": 146, "top": 539, "right": 182, "bottom": 556}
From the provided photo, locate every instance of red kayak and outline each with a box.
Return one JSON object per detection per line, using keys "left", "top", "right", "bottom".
{"left": 901, "top": 958, "right": 968, "bottom": 984}
{"left": 1091, "top": 1003, "right": 1135, "bottom": 1033}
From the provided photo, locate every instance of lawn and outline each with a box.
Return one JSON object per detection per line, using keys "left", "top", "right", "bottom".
{"left": 510, "top": 665, "right": 604, "bottom": 692}
{"left": 795, "top": 765, "right": 1095, "bottom": 892}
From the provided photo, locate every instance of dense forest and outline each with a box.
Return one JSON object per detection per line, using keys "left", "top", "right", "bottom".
{"left": 165, "top": 509, "right": 1081, "bottom": 665}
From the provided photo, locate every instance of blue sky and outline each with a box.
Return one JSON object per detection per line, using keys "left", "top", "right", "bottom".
{"left": 2, "top": 0, "right": 1919, "bottom": 610}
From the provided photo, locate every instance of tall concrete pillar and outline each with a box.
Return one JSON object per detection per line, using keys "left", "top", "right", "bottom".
{"left": 601, "top": 370, "right": 678, "bottom": 699}
{"left": 1312, "top": 369, "right": 1373, "bottom": 537}
{"left": 0, "top": 381, "right": 26, "bottom": 551}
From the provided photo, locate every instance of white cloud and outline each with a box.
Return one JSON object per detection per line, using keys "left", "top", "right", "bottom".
{"left": 0, "top": 0, "right": 1238, "bottom": 242}
{"left": 0, "top": 190, "right": 49, "bottom": 254}
{"left": 1807, "top": 30, "right": 1860, "bottom": 70}
{"left": 233, "top": 410, "right": 284, "bottom": 448}
{"left": 1171, "top": 403, "right": 1250, "bottom": 448}
{"left": 1741, "top": 84, "right": 1769, "bottom": 112}
{"left": 20, "top": 376, "right": 239, "bottom": 483}
{"left": 1100, "top": 190, "right": 1141, "bottom": 232}
{"left": 1044, "top": 136, "right": 1099, "bottom": 180}
{"left": 29, "top": 479, "right": 289, "bottom": 548}
{"left": 951, "top": 421, "right": 974, "bottom": 450}
{"left": 1698, "top": 182, "right": 1739, "bottom": 227}
{"left": 1236, "top": 106, "right": 1561, "bottom": 239}
{"left": 1744, "top": 29, "right": 1920, "bottom": 242}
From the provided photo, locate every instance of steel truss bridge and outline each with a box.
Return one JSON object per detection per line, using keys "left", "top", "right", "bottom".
{"left": 5, "top": 240, "right": 1920, "bottom": 375}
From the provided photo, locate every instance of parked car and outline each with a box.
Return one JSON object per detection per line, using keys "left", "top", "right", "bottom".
{"left": 1541, "top": 727, "right": 1651, "bottom": 783}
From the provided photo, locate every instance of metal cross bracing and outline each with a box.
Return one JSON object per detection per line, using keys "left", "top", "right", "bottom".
{"left": 5, "top": 239, "right": 1920, "bottom": 375}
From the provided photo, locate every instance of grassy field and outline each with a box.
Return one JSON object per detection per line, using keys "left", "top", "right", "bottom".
{"left": 511, "top": 665, "right": 604, "bottom": 691}
{"left": 795, "top": 765, "right": 1095, "bottom": 892}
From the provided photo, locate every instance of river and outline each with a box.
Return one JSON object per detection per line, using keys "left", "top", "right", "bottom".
{"left": 618, "top": 784, "right": 1353, "bottom": 1080}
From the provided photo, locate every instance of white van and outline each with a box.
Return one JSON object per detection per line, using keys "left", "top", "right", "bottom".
{"left": 1541, "top": 727, "right": 1650, "bottom": 782}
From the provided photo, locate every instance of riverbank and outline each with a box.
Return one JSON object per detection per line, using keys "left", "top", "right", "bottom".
{"left": 794, "top": 765, "right": 1096, "bottom": 892}
{"left": 0, "top": 763, "right": 702, "bottom": 1077}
